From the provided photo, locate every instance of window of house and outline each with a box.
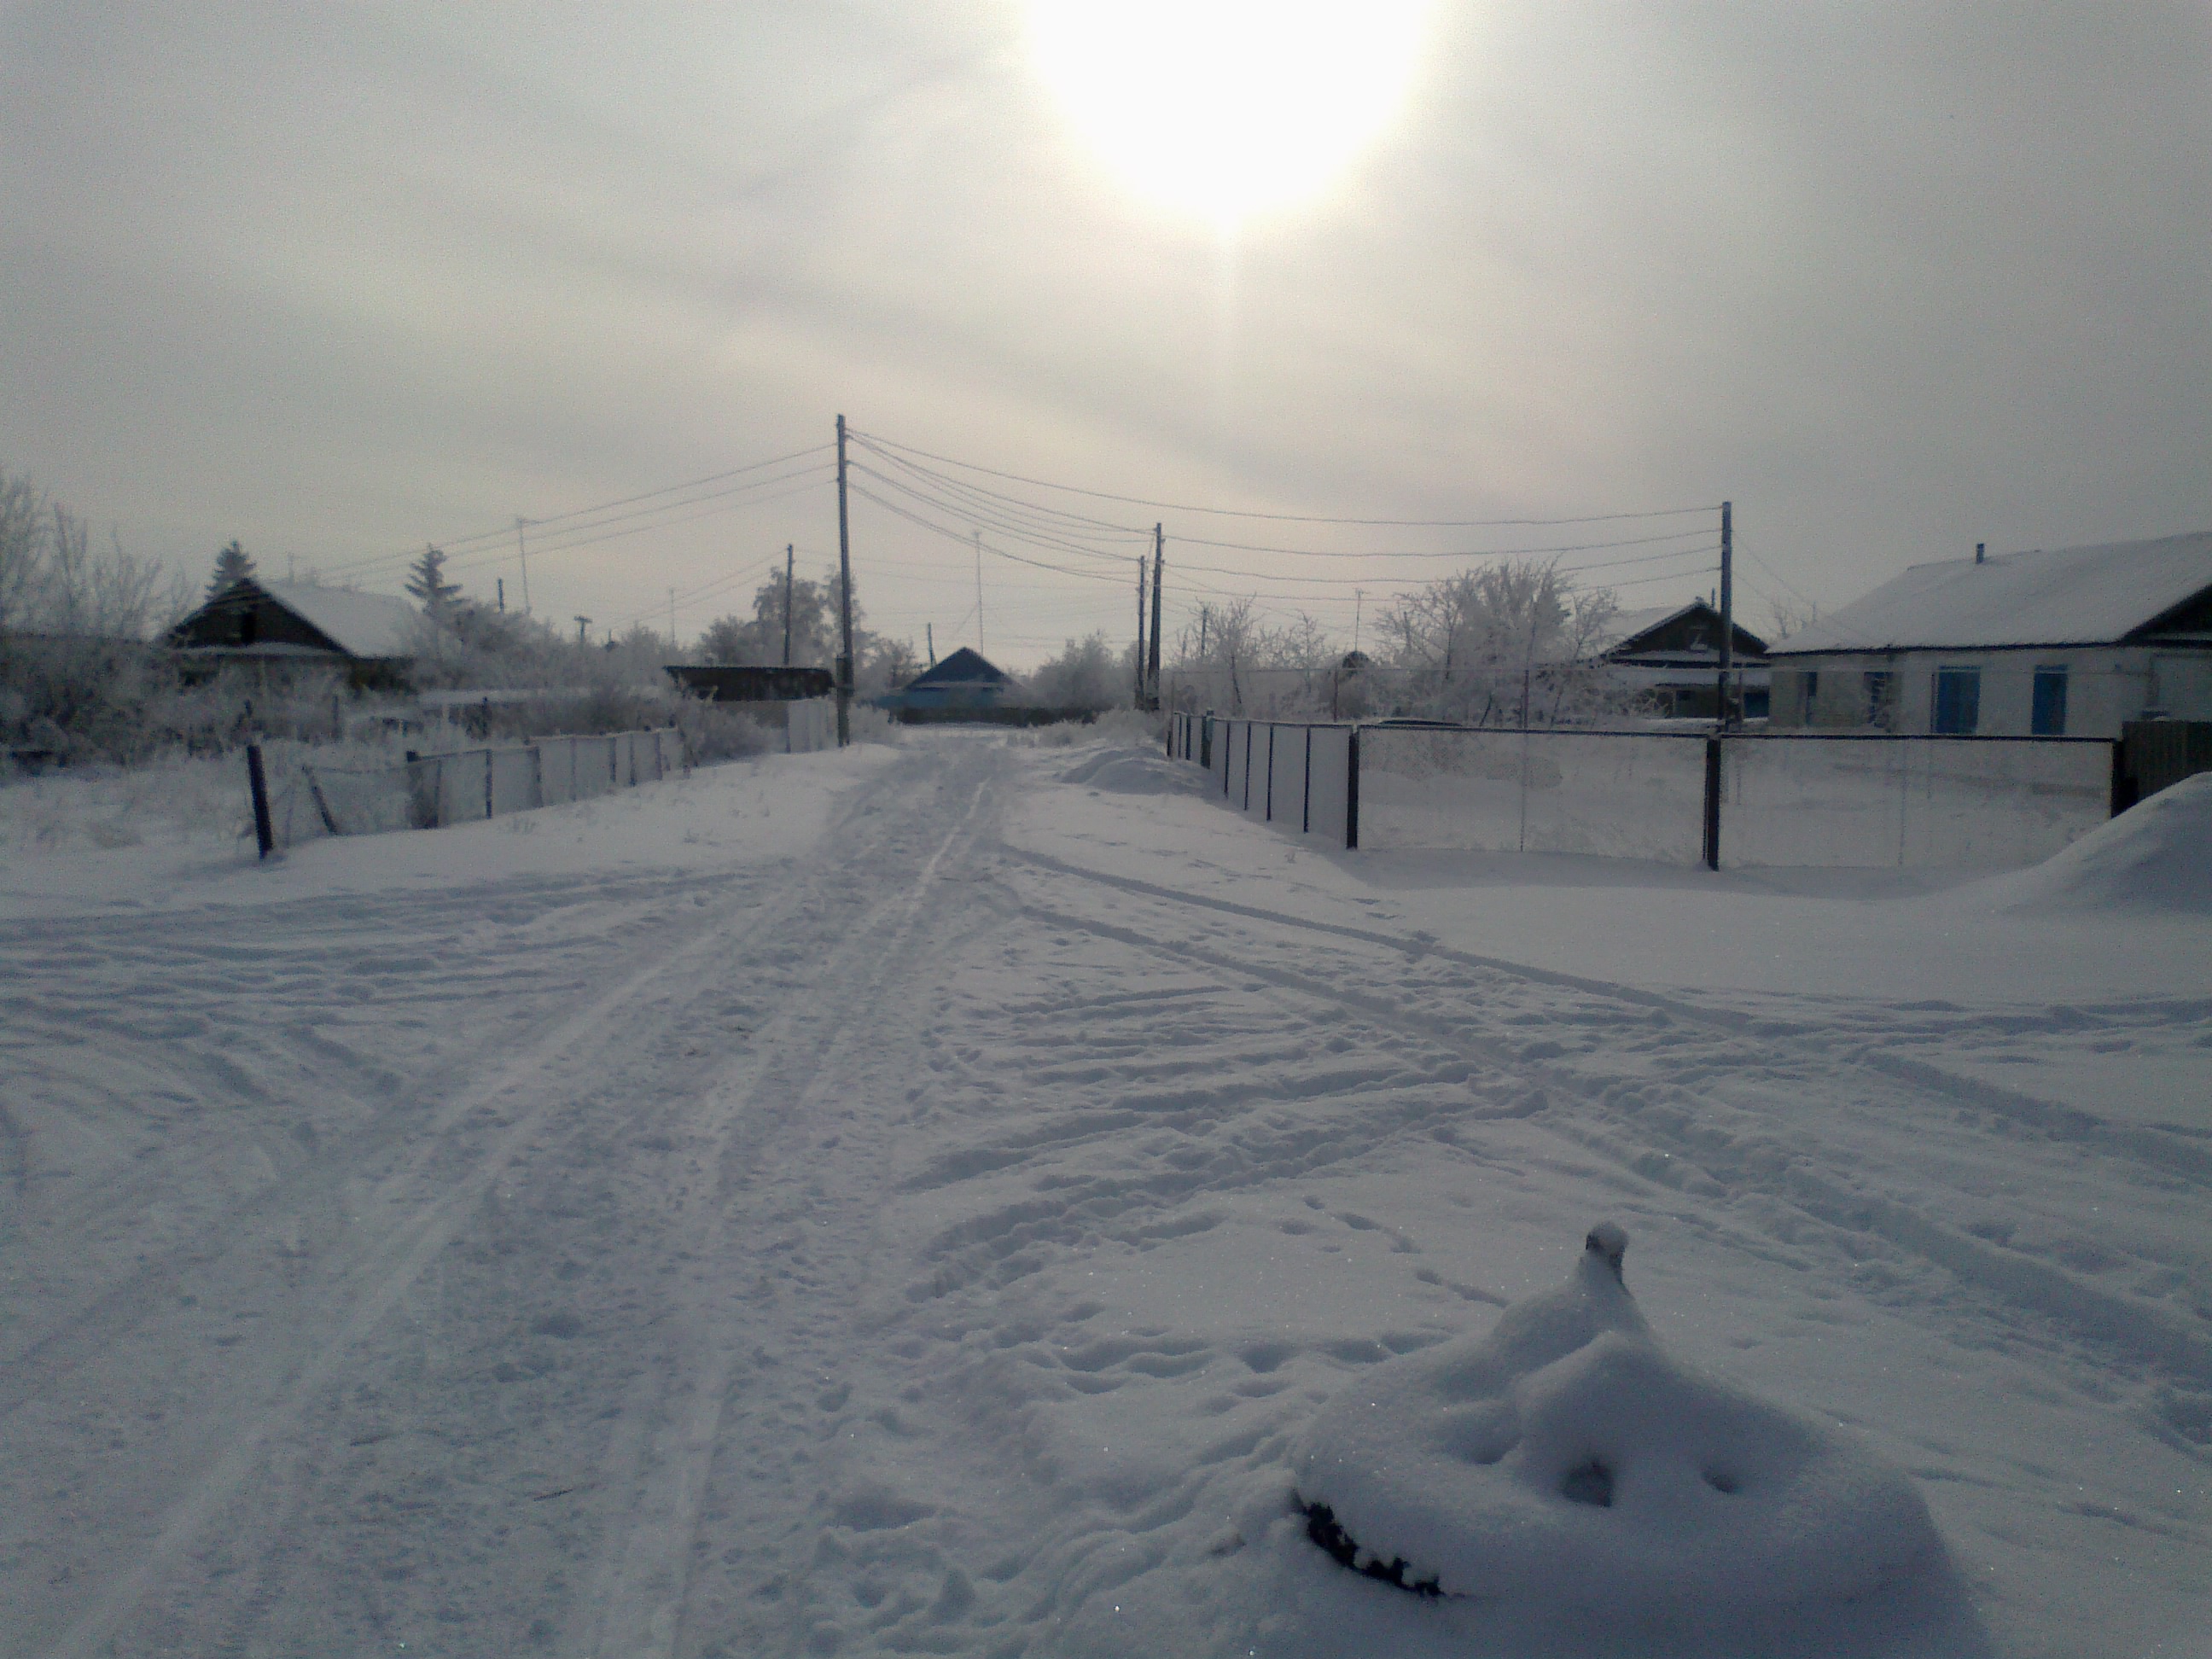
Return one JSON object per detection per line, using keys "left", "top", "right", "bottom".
{"left": 1932, "top": 667, "right": 1980, "bottom": 734}
{"left": 1863, "top": 670, "right": 1893, "bottom": 727}
{"left": 2031, "top": 666, "right": 2068, "bottom": 736}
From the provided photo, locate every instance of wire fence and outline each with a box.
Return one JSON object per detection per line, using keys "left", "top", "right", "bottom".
{"left": 260, "top": 727, "right": 687, "bottom": 851}
{"left": 1170, "top": 713, "right": 2117, "bottom": 871}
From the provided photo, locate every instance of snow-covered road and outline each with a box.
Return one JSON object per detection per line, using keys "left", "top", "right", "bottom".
{"left": 3, "top": 734, "right": 2205, "bottom": 1657}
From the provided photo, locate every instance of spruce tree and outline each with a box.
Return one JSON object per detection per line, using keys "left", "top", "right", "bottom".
{"left": 405, "top": 544, "right": 463, "bottom": 616}
{"left": 206, "top": 539, "right": 255, "bottom": 601}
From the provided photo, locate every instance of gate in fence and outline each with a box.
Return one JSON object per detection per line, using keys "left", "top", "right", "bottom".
{"left": 1168, "top": 712, "right": 2117, "bottom": 871}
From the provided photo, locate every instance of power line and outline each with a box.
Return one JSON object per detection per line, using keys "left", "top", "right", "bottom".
{"left": 849, "top": 427, "right": 1718, "bottom": 528}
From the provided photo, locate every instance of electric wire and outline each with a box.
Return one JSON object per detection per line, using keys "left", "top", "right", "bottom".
{"left": 848, "top": 427, "right": 1719, "bottom": 527}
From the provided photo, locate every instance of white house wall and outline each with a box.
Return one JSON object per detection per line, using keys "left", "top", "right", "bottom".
{"left": 1772, "top": 646, "right": 2210, "bottom": 737}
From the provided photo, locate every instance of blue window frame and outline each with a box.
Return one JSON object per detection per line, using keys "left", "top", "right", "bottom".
{"left": 2031, "top": 666, "right": 2068, "bottom": 736}
{"left": 1932, "top": 667, "right": 1980, "bottom": 734}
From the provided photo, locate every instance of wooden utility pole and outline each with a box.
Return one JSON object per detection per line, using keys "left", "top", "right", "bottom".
{"left": 926, "top": 622, "right": 935, "bottom": 667}
{"left": 782, "top": 543, "right": 795, "bottom": 667}
{"left": 973, "top": 530, "right": 985, "bottom": 655}
{"left": 1147, "top": 524, "right": 1164, "bottom": 711}
{"left": 1716, "top": 500, "right": 1735, "bottom": 729}
{"left": 1134, "top": 557, "right": 1148, "bottom": 707}
{"left": 835, "top": 415, "right": 854, "bottom": 746}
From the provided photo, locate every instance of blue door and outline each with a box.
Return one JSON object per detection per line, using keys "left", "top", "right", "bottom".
{"left": 2031, "top": 667, "right": 2068, "bottom": 736}
{"left": 1932, "top": 667, "right": 1980, "bottom": 734}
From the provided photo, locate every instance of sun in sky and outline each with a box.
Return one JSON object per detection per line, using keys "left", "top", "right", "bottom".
{"left": 1027, "top": 0, "right": 1435, "bottom": 228}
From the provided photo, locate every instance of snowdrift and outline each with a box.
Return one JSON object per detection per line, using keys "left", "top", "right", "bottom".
{"left": 1056, "top": 746, "right": 1207, "bottom": 797}
{"left": 1292, "top": 1225, "right": 1980, "bottom": 1653}
{"left": 1997, "top": 770, "right": 2212, "bottom": 913}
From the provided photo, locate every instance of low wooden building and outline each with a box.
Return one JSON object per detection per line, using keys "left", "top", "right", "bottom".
{"left": 1767, "top": 532, "right": 2212, "bottom": 737}
{"left": 168, "top": 579, "right": 418, "bottom": 688}
{"left": 878, "top": 647, "right": 1016, "bottom": 713}
{"left": 1592, "top": 601, "right": 1771, "bottom": 720}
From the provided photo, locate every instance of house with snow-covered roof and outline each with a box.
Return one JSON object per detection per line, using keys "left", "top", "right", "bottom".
{"left": 168, "top": 578, "right": 420, "bottom": 688}
{"left": 1588, "top": 599, "right": 1770, "bottom": 720}
{"left": 877, "top": 647, "right": 1016, "bottom": 713}
{"left": 1767, "top": 531, "right": 2212, "bottom": 737}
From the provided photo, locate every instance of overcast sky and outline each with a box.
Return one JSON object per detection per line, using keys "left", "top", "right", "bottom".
{"left": 3, "top": 2, "right": 2207, "bottom": 663}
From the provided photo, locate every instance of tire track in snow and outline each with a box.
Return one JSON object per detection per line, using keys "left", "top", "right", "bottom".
{"left": 1003, "top": 847, "right": 2212, "bottom": 1178}
{"left": 572, "top": 765, "right": 997, "bottom": 1659}
{"left": 999, "top": 876, "right": 2212, "bottom": 1394}
{"left": 26, "top": 765, "right": 928, "bottom": 1659}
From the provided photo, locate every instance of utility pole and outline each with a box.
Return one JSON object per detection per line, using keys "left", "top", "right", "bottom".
{"left": 1353, "top": 589, "right": 1365, "bottom": 655}
{"left": 497, "top": 577, "right": 505, "bottom": 614}
{"left": 973, "top": 529, "right": 985, "bottom": 655}
{"left": 515, "top": 518, "right": 533, "bottom": 613}
{"left": 574, "top": 615, "right": 591, "bottom": 646}
{"left": 835, "top": 414, "right": 854, "bottom": 746}
{"left": 926, "top": 622, "right": 935, "bottom": 668}
{"left": 668, "top": 586, "right": 677, "bottom": 648}
{"left": 1716, "top": 499, "right": 1735, "bottom": 729}
{"left": 782, "top": 543, "right": 795, "bottom": 667}
{"left": 1147, "top": 524, "right": 1164, "bottom": 712}
{"left": 1134, "top": 556, "right": 1148, "bottom": 707}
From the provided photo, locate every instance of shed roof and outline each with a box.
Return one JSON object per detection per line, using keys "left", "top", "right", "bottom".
{"left": 1773, "top": 531, "right": 2212, "bottom": 655}
{"left": 1588, "top": 599, "right": 1768, "bottom": 661}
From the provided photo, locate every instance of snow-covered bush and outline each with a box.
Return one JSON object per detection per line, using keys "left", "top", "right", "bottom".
{"left": 0, "top": 469, "right": 189, "bottom": 763}
{"left": 1293, "top": 1224, "right": 1968, "bottom": 1644}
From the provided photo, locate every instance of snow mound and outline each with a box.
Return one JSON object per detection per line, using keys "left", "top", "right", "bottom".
{"left": 1292, "top": 1225, "right": 1958, "bottom": 1640}
{"left": 1996, "top": 770, "right": 2212, "bottom": 913}
{"left": 1056, "top": 747, "right": 1203, "bottom": 796}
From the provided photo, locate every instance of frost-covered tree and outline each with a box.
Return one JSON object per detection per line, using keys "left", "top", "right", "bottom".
{"left": 1165, "top": 598, "right": 1340, "bottom": 717}
{"left": 1378, "top": 560, "right": 1622, "bottom": 726}
{"left": 1027, "top": 631, "right": 1124, "bottom": 711}
{"left": 206, "top": 539, "right": 255, "bottom": 600}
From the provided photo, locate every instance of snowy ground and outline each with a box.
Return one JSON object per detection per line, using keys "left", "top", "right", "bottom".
{"left": 1, "top": 733, "right": 2206, "bottom": 1657}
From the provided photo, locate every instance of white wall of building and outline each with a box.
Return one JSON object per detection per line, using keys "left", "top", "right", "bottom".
{"left": 1770, "top": 646, "right": 2212, "bottom": 737}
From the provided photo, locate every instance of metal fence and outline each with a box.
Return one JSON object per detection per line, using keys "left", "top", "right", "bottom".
{"left": 267, "top": 727, "right": 686, "bottom": 848}
{"left": 1169, "top": 712, "right": 2117, "bottom": 870}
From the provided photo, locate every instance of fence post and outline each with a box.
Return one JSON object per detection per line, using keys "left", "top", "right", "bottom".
{"left": 1345, "top": 726, "right": 1360, "bottom": 849}
{"left": 247, "top": 743, "right": 275, "bottom": 859}
{"left": 1243, "top": 724, "right": 1253, "bottom": 812}
{"left": 531, "top": 742, "right": 544, "bottom": 809}
{"left": 1265, "top": 725, "right": 1275, "bottom": 820}
{"left": 484, "top": 748, "right": 495, "bottom": 819}
{"left": 1702, "top": 736, "right": 1722, "bottom": 870}
{"left": 1302, "top": 726, "right": 1313, "bottom": 834}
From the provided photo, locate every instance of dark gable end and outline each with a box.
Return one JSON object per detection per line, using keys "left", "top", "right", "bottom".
{"left": 1610, "top": 602, "right": 1769, "bottom": 661}
{"left": 2134, "top": 581, "right": 2212, "bottom": 641}
{"left": 170, "top": 579, "right": 347, "bottom": 654}
{"left": 906, "top": 647, "right": 1012, "bottom": 688}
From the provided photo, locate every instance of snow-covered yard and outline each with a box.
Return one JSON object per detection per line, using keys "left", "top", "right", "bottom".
{"left": 1, "top": 733, "right": 2205, "bottom": 1657}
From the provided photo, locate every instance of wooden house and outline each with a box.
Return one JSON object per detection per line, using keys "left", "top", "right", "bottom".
{"left": 168, "top": 579, "right": 418, "bottom": 688}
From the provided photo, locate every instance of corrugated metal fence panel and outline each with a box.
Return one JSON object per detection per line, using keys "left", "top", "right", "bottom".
{"left": 491, "top": 748, "right": 538, "bottom": 815}
{"left": 1720, "top": 736, "right": 2112, "bottom": 869}
{"left": 434, "top": 750, "right": 492, "bottom": 826}
{"left": 1306, "top": 726, "right": 1352, "bottom": 847}
{"left": 1268, "top": 723, "right": 1308, "bottom": 829}
{"left": 538, "top": 738, "right": 575, "bottom": 807}
{"left": 1359, "top": 729, "right": 1708, "bottom": 862}
{"left": 576, "top": 736, "right": 616, "bottom": 798}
